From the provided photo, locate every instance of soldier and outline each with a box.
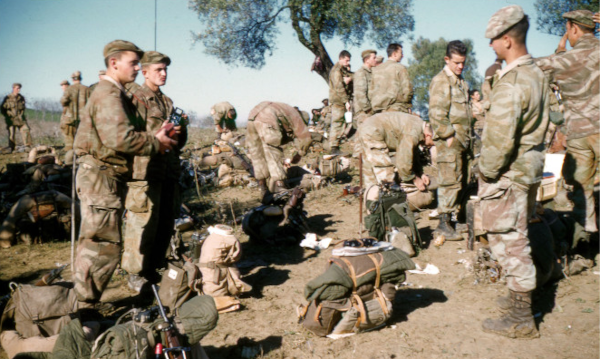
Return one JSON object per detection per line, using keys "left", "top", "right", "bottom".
{"left": 246, "top": 101, "right": 312, "bottom": 197}
{"left": 316, "top": 98, "right": 332, "bottom": 132}
{"left": 211, "top": 101, "right": 237, "bottom": 139}
{"left": 122, "top": 51, "right": 188, "bottom": 291}
{"left": 328, "top": 50, "right": 353, "bottom": 155}
{"left": 60, "top": 71, "right": 89, "bottom": 151}
{"left": 353, "top": 49, "right": 377, "bottom": 127}
{"left": 479, "top": 6, "right": 550, "bottom": 339}
{"left": 428, "top": 40, "right": 472, "bottom": 240}
{"left": 359, "top": 111, "right": 434, "bottom": 189}
{"left": 72, "top": 40, "right": 176, "bottom": 304}
{"left": 535, "top": 10, "right": 599, "bottom": 253}
{"left": 1, "top": 83, "right": 32, "bottom": 152}
{"left": 369, "top": 43, "right": 413, "bottom": 114}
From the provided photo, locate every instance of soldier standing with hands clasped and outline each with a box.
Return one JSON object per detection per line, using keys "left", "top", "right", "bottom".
{"left": 72, "top": 40, "right": 177, "bottom": 305}
{"left": 1, "top": 83, "right": 32, "bottom": 152}
{"left": 478, "top": 6, "right": 550, "bottom": 339}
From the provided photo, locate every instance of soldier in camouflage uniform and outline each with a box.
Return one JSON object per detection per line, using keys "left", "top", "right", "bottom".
{"left": 353, "top": 49, "right": 377, "bottom": 127}
{"left": 328, "top": 50, "right": 353, "bottom": 155}
{"left": 211, "top": 101, "right": 237, "bottom": 139}
{"left": 246, "top": 101, "right": 312, "bottom": 197}
{"left": 359, "top": 112, "right": 434, "bottom": 189}
{"left": 479, "top": 6, "right": 550, "bottom": 339}
{"left": 60, "top": 71, "right": 89, "bottom": 151}
{"left": 1, "top": 83, "right": 32, "bottom": 151}
{"left": 535, "top": 10, "right": 599, "bottom": 248}
{"left": 72, "top": 40, "right": 176, "bottom": 304}
{"left": 316, "top": 99, "right": 332, "bottom": 133}
{"left": 122, "top": 51, "right": 187, "bottom": 291}
{"left": 59, "top": 80, "right": 71, "bottom": 131}
{"left": 428, "top": 41, "right": 472, "bottom": 240}
{"left": 369, "top": 43, "right": 413, "bottom": 114}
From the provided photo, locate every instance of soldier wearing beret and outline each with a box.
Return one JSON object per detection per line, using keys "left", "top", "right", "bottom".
{"left": 369, "top": 43, "right": 413, "bottom": 114}
{"left": 246, "top": 101, "right": 312, "bottom": 197}
{"left": 72, "top": 40, "right": 176, "bottom": 304}
{"left": 211, "top": 101, "right": 237, "bottom": 140}
{"left": 535, "top": 10, "right": 599, "bottom": 251}
{"left": 60, "top": 71, "right": 89, "bottom": 151}
{"left": 124, "top": 51, "right": 188, "bottom": 291}
{"left": 353, "top": 49, "right": 377, "bottom": 126}
{"left": 428, "top": 40, "right": 472, "bottom": 240}
{"left": 327, "top": 50, "right": 353, "bottom": 155}
{"left": 478, "top": 5, "right": 550, "bottom": 339}
{"left": 1, "top": 83, "right": 32, "bottom": 152}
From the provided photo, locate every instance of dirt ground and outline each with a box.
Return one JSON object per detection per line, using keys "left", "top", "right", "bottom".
{"left": 0, "top": 126, "right": 598, "bottom": 359}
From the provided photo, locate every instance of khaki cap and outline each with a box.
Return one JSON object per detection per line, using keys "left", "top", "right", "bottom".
{"left": 375, "top": 55, "right": 384, "bottom": 63}
{"left": 12, "top": 83, "right": 21, "bottom": 88}
{"left": 103, "top": 40, "right": 144, "bottom": 59}
{"left": 361, "top": 49, "right": 377, "bottom": 60}
{"left": 485, "top": 5, "right": 525, "bottom": 39}
{"left": 60, "top": 80, "right": 70, "bottom": 86}
{"left": 563, "top": 10, "right": 596, "bottom": 29}
{"left": 141, "top": 51, "right": 171, "bottom": 66}
{"left": 71, "top": 71, "right": 81, "bottom": 80}
{"left": 98, "top": 70, "right": 106, "bottom": 76}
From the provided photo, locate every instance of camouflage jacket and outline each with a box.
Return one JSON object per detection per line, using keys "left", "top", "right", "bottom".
{"left": 362, "top": 112, "right": 425, "bottom": 182}
{"left": 479, "top": 55, "right": 550, "bottom": 185}
{"left": 535, "top": 33, "right": 599, "bottom": 140}
{"left": 249, "top": 101, "right": 312, "bottom": 156}
{"left": 369, "top": 60, "right": 413, "bottom": 113}
{"left": 211, "top": 101, "right": 237, "bottom": 130}
{"left": 60, "top": 83, "right": 89, "bottom": 125}
{"left": 132, "top": 84, "right": 186, "bottom": 181}
{"left": 353, "top": 65, "right": 373, "bottom": 116}
{"left": 328, "top": 63, "right": 352, "bottom": 106}
{"left": 1, "top": 93, "right": 27, "bottom": 126}
{"left": 73, "top": 78, "right": 160, "bottom": 172}
{"left": 428, "top": 66, "right": 471, "bottom": 147}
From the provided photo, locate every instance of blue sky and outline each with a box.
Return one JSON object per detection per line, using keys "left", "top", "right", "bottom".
{"left": 0, "top": 0, "right": 561, "bottom": 124}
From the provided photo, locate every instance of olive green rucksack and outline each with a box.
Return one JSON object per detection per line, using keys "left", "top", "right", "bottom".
{"left": 363, "top": 186, "right": 422, "bottom": 252}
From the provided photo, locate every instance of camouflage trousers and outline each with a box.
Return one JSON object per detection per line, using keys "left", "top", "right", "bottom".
{"left": 60, "top": 123, "right": 77, "bottom": 151}
{"left": 328, "top": 104, "right": 346, "bottom": 148}
{"left": 246, "top": 119, "right": 287, "bottom": 188}
{"left": 73, "top": 156, "right": 125, "bottom": 302}
{"left": 563, "top": 134, "right": 599, "bottom": 233}
{"left": 359, "top": 127, "right": 398, "bottom": 188}
{"left": 479, "top": 177, "right": 539, "bottom": 292}
{"left": 352, "top": 112, "right": 370, "bottom": 155}
{"left": 435, "top": 139, "right": 467, "bottom": 215}
{"left": 6, "top": 124, "right": 32, "bottom": 150}
{"left": 121, "top": 180, "right": 177, "bottom": 281}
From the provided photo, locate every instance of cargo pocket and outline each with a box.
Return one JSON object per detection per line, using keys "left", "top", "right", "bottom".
{"left": 436, "top": 151, "right": 457, "bottom": 186}
{"left": 478, "top": 179, "right": 517, "bottom": 232}
{"left": 81, "top": 195, "right": 122, "bottom": 243}
{"left": 260, "top": 124, "right": 283, "bottom": 147}
{"left": 125, "top": 181, "right": 149, "bottom": 213}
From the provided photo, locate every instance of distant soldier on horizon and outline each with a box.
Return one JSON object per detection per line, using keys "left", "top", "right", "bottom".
{"left": 60, "top": 71, "right": 89, "bottom": 151}
{"left": 1, "top": 83, "right": 32, "bottom": 152}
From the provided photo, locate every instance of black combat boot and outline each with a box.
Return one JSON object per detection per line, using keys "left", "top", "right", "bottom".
{"left": 483, "top": 290, "right": 540, "bottom": 339}
{"left": 435, "top": 213, "right": 461, "bottom": 240}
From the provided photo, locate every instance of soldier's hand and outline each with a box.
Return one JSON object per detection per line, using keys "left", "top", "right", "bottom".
{"left": 594, "top": 12, "right": 600, "bottom": 23}
{"left": 413, "top": 176, "right": 426, "bottom": 192}
{"left": 421, "top": 174, "right": 430, "bottom": 187}
{"left": 156, "top": 125, "right": 178, "bottom": 154}
{"left": 557, "top": 33, "right": 568, "bottom": 53}
{"left": 215, "top": 124, "right": 224, "bottom": 133}
{"left": 343, "top": 76, "right": 352, "bottom": 85}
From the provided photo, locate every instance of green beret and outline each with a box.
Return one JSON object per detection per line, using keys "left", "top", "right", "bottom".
{"left": 71, "top": 71, "right": 81, "bottom": 80}
{"left": 361, "top": 49, "right": 376, "bottom": 60}
{"left": 141, "top": 51, "right": 171, "bottom": 66}
{"left": 485, "top": 5, "right": 525, "bottom": 39}
{"left": 103, "top": 40, "right": 144, "bottom": 59}
{"left": 563, "top": 10, "right": 595, "bottom": 29}
{"left": 12, "top": 83, "right": 21, "bottom": 88}
{"left": 60, "top": 80, "right": 70, "bottom": 86}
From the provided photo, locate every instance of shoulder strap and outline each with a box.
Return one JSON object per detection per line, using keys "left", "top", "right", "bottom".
{"left": 338, "top": 257, "right": 366, "bottom": 329}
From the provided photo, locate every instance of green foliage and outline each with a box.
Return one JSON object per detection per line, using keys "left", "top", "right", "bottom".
{"left": 407, "top": 37, "right": 482, "bottom": 118}
{"left": 189, "top": 0, "right": 415, "bottom": 82}
{"left": 534, "top": 0, "right": 599, "bottom": 36}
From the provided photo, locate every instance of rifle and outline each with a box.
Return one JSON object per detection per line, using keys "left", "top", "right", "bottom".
{"left": 358, "top": 153, "right": 364, "bottom": 235}
{"left": 35, "top": 264, "right": 69, "bottom": 286}
{"left": 227, "top": 142, "right": 255, "bottom": 177}
{"left": 151, "top": 285, "right": 191, "bottom": 359}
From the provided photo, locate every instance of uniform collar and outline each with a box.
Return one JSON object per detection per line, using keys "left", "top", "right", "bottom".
{"left": 103, "top": 76, "right": 127, "bottom": 94}
{"left": 443, "top": 65, "right": 463, "bottom": 84}
{"left": 497, "top": 54, "right": 533, "bottom": 79}
{"left": 574, "top": 33, "right": 598, "bottom": 49}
